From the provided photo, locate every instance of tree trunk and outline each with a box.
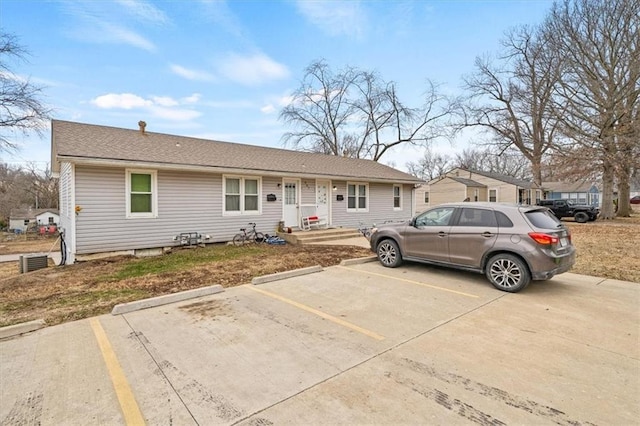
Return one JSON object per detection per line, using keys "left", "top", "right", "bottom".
{"left": 530, "top": 156, "right": 543, "bottom": 187}
{"left": 616, "top": 165, "right": 631, "bottom": 217}
{"left": 600, "top": 159, "right": 616, "bottom": 220}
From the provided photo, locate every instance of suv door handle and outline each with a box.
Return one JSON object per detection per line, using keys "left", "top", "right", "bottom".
{"left": 438, "top": 231, "right": 448, "bottom": 237}
{"left": 482, "top": 232, "right": 494, "bottom": 238}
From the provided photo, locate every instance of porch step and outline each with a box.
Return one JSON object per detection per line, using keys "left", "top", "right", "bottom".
{"left": 276, "top": 228, "right": 363, "bottom": 245}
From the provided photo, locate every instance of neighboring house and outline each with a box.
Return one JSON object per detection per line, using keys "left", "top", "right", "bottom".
{"left": 9, "top": 208, "right": 60, "bottom": 232}
{"left": 542, "top": 181, "right": 600, "bottom": 206}
{"left": 416, "top": 168, "right": 541, "bottom": 212}
{"left": 51, "top": 120, "right": 423, "bottom": 262}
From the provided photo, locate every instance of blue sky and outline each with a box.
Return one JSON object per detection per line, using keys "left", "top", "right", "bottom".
{"left": 1, "top": 0, "right": 553, "bottom": 172}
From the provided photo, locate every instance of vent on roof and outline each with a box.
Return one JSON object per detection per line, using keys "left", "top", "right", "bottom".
{"left": 138, "top": 120, "right": 147, "bottom": 135}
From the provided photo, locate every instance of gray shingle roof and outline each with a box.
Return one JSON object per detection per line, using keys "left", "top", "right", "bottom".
{"left": 448, "top": 176, "right": 486, "bottom": 187}
{"left": 464, "top": 169, "right": 539, "bottom": 189}
{"left": 51, "top": 120, "right": 422, "bottom": 184}
{"left": 542, "top": 181, "right": 597, "bottom": 193}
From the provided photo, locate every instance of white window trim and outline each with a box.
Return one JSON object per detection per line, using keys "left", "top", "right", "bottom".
{"left": 223, "top": 175, "right": 262, "bottom": 216}
{"left": 347, "top": 182, "right": 369, "bottom": 212}
{"left": 125, "top": 169, "right": 158, "bottom": 219}
{"left": 424, "top": 191, "right": 430, "bottom": 204}
{"left": 393, "top": 184, "right": 403, "bottom": 211}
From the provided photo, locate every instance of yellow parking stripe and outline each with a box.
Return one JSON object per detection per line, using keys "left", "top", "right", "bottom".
{"left": 247, "top": 285, "right": 385, "bottom": 341}
{"left": 90, "top": 318, "right": 145, "bottom": 425}
{"left": 338, "top": 265, "right": 480, "bottom": 298}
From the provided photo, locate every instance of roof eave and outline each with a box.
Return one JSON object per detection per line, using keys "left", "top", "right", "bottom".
{"left": 56, "top": 156, "right": 423, "bottom": 185}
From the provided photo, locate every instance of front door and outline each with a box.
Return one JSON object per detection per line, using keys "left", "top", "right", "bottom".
{"left": 316, "top": 180, "right": 330, "bottom": 225}
{"left": 283, "top": 179, "right": 299, "bottom": 228}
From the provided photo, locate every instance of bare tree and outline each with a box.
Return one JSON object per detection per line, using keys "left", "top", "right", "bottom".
{"left": 541, "top": 144, "right": 601, "bottom": 183}
{"left": 405, "top": 145, "right": 454, "bottom": 181}
{"left": 280, "top": 59, "right": 455, "bottom": 161}
{"left": 352, "top": 76, "right": 456, "bottom": 161}
{"left": 461, "top": 25, "right": 563, "bottom": 186}
{"left": 0, "top": 162, "right": 57, "bottom": 225}
{"left": 280, "top": 60, "right": 358, "bottom": 156}
{"left": 23, "top": 162, "right": 58, "bottom": 210}
{"left": 543, "top": 0, "right": 640, "bottom": 219}
{"left": 455, "top": 146, "right": 532, "bottom": 180}
{"left": 0, "top": 32, "right": 50, "bottom": 152}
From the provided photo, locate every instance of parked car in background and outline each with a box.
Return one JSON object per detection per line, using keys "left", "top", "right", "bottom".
{"left": 536, "top": 199, "right": 599, "bottom": 223}
{"left": 369, "top": 203, "right": 576, "bottom": 293}
{"left": 630, "top": 196, "right": 640, "bottom": 205}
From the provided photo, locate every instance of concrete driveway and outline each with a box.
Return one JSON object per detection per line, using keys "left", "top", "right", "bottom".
{"left": 1, "top": 261, "right": 638, "bottom": 425}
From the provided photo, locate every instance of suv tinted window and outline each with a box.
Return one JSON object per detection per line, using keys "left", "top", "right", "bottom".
{"left": 457, "top": 208, "right": 497, "bottom": 227}
{"left": 415, "top": 206, "right": 455, "bottom": 227}
{"left": 525, "top": 209, "right": 562, "bottom": 229}
{"left": 495, "top": 211, "right": 514, "bottom": 228}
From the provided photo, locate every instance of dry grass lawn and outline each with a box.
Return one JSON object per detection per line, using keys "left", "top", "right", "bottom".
{"left": 0, "top": 243, "right": 373, "bottom": 327}
{"left": 1, "top": 209, "right": 638, "bottom": 328}
{"left": 565, "top": 215, "right": 640, "bottom": 283}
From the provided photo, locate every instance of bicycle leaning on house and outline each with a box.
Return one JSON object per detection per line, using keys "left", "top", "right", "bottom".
{"left": 233, "top": 222, "right": 266, "bottom": 246}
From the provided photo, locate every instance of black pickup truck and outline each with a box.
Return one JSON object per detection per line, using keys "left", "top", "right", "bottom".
{"left": 537, "top": 199, "right": 599, "bottom": 223}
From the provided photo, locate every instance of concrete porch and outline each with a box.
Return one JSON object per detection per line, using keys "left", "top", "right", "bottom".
{"left": 276, "top": 227, "right": 368, "bottom": 247}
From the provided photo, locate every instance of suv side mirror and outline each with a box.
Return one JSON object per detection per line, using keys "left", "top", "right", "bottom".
{"left": 410, "top": 217, "right": 417, "bottom": 227}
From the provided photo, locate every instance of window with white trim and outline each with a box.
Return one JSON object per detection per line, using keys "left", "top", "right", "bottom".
{"left": 347, "top": 183, "right": 368, "bottom": 212}
{"left": 393, "top": 185, "right": 402, "bottom": 210}
{"left": 489, "top": 188, "right": 498, "bottom": 202}
{"left": 224, "top": 176, "right": 260, "bottom": 214}
{"left": 126, "top": 169, "right": 157, "bottom": 218}
{"left": 424, "top": 191, "right": 430, "bottom": 203}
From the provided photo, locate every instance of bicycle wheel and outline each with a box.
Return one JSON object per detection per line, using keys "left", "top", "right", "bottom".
{"left": 254, "top": 232, "right": 266, "bottom": 243}
{"left": 232, "top": 234, "right": 245, "bottom": 246}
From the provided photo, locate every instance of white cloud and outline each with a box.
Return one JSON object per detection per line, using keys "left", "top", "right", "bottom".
{"left": 217, "top": 53, "right": 290, "bottom": 86}
{"left": 260, "top": 93, "right": 295, "bottom": 114}
{"left": 181, "top": 93, "right": 202, "bottom": 104}
{"left": 170, "top": 64, "right": 215, "bottom": 82}
{"left": 295, "top": 0, "right": 367, "bottom": 39}
{"left": 61, "top": 1, "right": 159, "bottom": 51}
{"left": 197, "top": 0, "right": 246, "bottom": 39}
{"left": 90, "top": 92, "right": 201, "bottom": 121}
{"left": 260, "top": 104, "right": 275, "bottom": 114}
{"left": 278, "top": 95, "right": 294, "bottom": 106}
{"left": 101, "top": 23, "right": 156, "bottom": 51}
{"left": 115, "top": 0, "right": 170, "bottom": 25}
{"left": 92, "top": 93, "right": 152, "bottom": 109}
{"left": 151, "top": 96, "right": 179, "bottom": 107}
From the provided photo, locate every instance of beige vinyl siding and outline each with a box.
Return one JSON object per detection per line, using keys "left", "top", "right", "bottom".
{"left": 466, "top": 175, "right": 518, "bottom": 203}
{"left": 74, "top": 166, "right": 283, "bottom": 254}
{"left": 415, "top": 186, "right": 429, "bottom": 213}
{"left": 430, "top": 178, "right": 467, "bottom": 205}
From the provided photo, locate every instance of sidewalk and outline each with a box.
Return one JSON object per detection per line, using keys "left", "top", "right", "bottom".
{"left": 0, "top": 251, "right": 62, "bottom": 265}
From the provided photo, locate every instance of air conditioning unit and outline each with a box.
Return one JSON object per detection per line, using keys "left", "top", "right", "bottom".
{"left": 19, "top": 254, "right": 49, "bottom": 273}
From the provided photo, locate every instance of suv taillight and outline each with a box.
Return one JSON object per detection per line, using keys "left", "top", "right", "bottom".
{"left": 528, "top": 232, "right": 558, "bottom": 245}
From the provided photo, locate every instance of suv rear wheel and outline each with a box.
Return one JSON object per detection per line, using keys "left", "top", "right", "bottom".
{"left": 377, "top": 239, "right": 403, "bottom": 268}
{"left": 485, "top": 254, "right": 531, "bottom": 293}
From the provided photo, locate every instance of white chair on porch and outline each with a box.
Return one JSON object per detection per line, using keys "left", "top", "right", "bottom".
{"left": 300, "top": 205, "right": 327, "bottom": 231}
